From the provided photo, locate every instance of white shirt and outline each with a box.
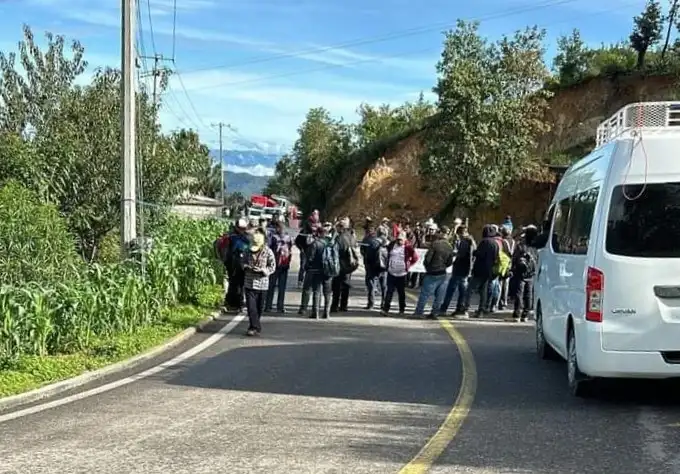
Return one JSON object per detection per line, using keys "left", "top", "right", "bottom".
{"left": 388, "top": 244, "right": 407, "bottom": 277}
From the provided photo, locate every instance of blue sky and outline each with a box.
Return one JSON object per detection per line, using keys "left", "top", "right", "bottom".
{"left": 1, "top": 0, "right": 650, "bottom": 152}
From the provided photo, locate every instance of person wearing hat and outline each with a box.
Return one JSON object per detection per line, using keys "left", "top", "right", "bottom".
{"left": 224, "top": 217, "right": 250, "bottom": 313}
{"left": 243, "top": 229, "right": 276, "bottom": 336}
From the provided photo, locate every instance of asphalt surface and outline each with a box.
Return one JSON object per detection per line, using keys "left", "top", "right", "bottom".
{"left": 2, "top": 246, "right": 680, "bottom": 473}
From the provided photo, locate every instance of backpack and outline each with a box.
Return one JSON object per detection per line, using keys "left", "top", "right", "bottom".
{"left": 515, "top": 248, "right": 537, "bottom": 279}
{"left": 345, "top": 243, "right": 360, "bottom": 274}
{"left": 364, "top": 237, "right": 382, "bottom": 268}
{"left": 493, "top": 242, "right": 512, "bottom": 278}
{"left": 213, "top": 234, "right": 229, "bottom": 262}
{"left": 322, "top": 240, "right": 341, "bottom": 278}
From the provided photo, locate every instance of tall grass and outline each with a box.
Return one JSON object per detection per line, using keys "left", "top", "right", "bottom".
{"left": 0, "top": 215, "right": 227, "bottom": 366}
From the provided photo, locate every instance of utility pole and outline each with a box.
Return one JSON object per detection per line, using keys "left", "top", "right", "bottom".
{"left": 121, "top": 0, "right": 137, "bottom": 256}
{"left": 212, "top": 122, "right": 227, "bottom": 204}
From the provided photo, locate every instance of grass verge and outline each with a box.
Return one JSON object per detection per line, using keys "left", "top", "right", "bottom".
{"left": 0, "top": 285, "right": 224, "bottom": 399}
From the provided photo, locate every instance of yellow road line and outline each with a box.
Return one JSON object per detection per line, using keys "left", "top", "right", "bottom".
{"left": 398, "top": 292, "right": 478, "bottom": 474}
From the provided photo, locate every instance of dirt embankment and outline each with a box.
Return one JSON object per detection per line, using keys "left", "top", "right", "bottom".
{"left": 328, "top": 73, "right": 679, "bottom": 228}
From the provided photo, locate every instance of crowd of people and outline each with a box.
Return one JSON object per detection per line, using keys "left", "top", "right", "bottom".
{"left": 357, "top": 216, "right": 539, "bottom": 322}
{"left": 213, "top": 209, "right": 540, "bottom": 337}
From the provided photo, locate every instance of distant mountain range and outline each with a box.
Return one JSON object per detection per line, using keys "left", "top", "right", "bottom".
{"left": 209, "top": 148, "right": 283, "bottom": 177}
{"left": 224, "top": 171, "right": 270, "bottom": 197}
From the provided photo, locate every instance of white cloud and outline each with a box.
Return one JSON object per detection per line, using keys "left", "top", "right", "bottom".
{"left": 227, "top": 164, "right": 275, "bottom": 176}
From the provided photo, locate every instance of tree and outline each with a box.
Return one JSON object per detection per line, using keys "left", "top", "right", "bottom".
{"left": 290, "top": 107, "right": 354, "bottom": 212}
{"left": 0, "top": 24, "right": 87, "bottom": 136}
{"left": 0, "top": 26, "right": 210, "bottom": 261}
{"left": 662, "top": 0, "right": 679, "bottom": 59}
{"left": 263, "top": 154, "right": 298, "bottom": 200}
{"left": 630, "top": 0, "right": 663, "bottom": 68}
{"left": 553, "top": 29, "right": 592, "bottom": 85}
{"left": 422, "top": 21, "right": 552, "bottom": 212}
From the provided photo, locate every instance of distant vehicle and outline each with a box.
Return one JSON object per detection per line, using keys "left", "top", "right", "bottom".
{"left": 532, "top": 102, "right": 680, "bottom": 397}
{"left": 248, "top": 194, "right": 293, "bottom": 222}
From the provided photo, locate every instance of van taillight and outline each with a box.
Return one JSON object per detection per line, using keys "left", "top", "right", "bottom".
{"left": 586, "top": 266, "right": 604, "bottom": 323}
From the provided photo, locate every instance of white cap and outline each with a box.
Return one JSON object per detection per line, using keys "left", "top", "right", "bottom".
{"left": 237, "top": 217, "right": 247, "bottom": 228}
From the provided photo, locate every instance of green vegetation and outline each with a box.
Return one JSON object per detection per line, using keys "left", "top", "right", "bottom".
{"left": 263, "top": 95, "right": 435, "bottom": 213}
{"left": 0, "top": 25, "right": 227, "bottom": 397}
{"left": 266, "top": 2, "right": 680, "bottom": 216}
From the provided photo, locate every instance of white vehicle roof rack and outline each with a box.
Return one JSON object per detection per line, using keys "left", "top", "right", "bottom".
{"left": 596, "top": 101, "right": 680, "bottom": 147}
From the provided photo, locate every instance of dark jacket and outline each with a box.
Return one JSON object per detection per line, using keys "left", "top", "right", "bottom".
{"left": 423, "top": 237, "right": 454, "bottom": 276}
{"left": 336, "top": 229, "right": 358, "bottom": 275}
{"left": 511, "top": 241, "right": 537, "bottom": 281}
{"left": 452, "top": 235, "right": 476, "bottom": 277}
{"left": 305, "top": 236, "right": 328, "bottom": 273}
{"left": 472, "top": 225, "right": 500, "bottom": 279}
{"left": 363, "top": 234, "right": 388, "bottom": 273}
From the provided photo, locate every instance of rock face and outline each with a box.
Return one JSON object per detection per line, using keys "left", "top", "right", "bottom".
{"left": 329, "top": 73, "right": 678, "bottom": 231}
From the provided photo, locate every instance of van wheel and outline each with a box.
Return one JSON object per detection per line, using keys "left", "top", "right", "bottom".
{"left": 567, "top": 326, "right": 594, "bottom": 397}
{"left": 536, "top": 308, "right": 559, "bottom": 360}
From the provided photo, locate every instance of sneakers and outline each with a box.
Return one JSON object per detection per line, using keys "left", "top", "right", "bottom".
{"left": 246, "top": 329, "right": 260, "bottom": 337}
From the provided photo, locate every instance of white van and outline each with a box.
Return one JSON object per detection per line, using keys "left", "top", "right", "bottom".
{"left": 533, "top": 102, "right": 680, "bottom": 397}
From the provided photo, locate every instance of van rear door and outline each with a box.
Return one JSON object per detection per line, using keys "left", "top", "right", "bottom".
{"left": 600, "top": 180, "right": 680, "bottom": 352}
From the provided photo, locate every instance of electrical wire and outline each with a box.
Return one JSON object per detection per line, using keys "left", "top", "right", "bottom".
{"left": 146, "top": 0, "right": 158, "bottom": 55}
{"left": 180, "top": 0, "right": 582, "bottom": 74}
{"left": 182, "top": 0, "right": 639, "bottom": 93}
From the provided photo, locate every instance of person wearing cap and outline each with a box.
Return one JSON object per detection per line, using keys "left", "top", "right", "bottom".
{"left": 378, "top": 218, "right": 390, "bottom": 240}
{"left": 381, "top": 231, "right": 418, "bottom": 316}
{"left": 224, "top": 217, "right": 251, "bottom": 313}
{"left": 243, "top": 229, "right": 276, "bottom": 336}
{"left": 413, "top": 226, "right": 454, "bottom": 319}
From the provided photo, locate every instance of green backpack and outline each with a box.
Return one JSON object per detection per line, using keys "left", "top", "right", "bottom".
{"left": 493, "top": 243, "right": 512, "bottom": 277}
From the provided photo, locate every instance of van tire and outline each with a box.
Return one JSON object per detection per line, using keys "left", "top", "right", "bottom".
{"left": 536, "top": 308, "right": 559, "bottom": 360}
{"left": 567, "top": 325, "right": 594, "bottom": 397}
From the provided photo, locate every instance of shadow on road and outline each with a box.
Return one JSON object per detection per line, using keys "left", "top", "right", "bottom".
{"left": 163, "top": 317, "right": 462, "bottom": 407}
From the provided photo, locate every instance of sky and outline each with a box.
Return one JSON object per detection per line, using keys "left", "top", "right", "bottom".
{"left": 0, "top": 0, "right": 651, "bottom": 153}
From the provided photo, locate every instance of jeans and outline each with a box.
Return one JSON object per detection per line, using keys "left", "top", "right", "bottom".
{"left": 365, "top": 268, "right": 386, "bottom": 307}
{"left": 466, "top": 277, "right": 491, "bottom": 313}
{"left": 245, "top": 288, "right": 265, "bottom": 331}
{"left": 499, "top": 277, "right": 510, "bottom": 308}
{"left": 383, "top": 273, "right": 407, "bottom": 313}
{"left": 331, "top": 273, "right": 351, "bottom": 311}
{"left": 265, "top": 267, "right": 289, "bottom": 311}
{"left": 414, "top": 274, "right": 449, "bottom": 316}
{"left": 300, "top": 271, "right": 332, "bottom": 317}
{"left": 440, "top": 275, "right": 469, "bottom": 314}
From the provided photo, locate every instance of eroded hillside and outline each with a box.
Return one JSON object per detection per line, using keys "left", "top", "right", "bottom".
{"left": 328, "top": 73, "right": 678, "bottom": 228}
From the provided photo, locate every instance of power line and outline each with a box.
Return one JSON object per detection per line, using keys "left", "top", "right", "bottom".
{"left": 176, "top": 1, "right": 640, "bottom": 94}
{"left": 146, "top": 0, "right": 158, "bottom": 55}
{"left": 179, "top": 0, "right": 582, "bottom": 74}
{"left": 171, "top": 0, "right": 177, "bottom": 61}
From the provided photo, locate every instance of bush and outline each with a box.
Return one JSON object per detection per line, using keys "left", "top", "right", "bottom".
{"left": 0, "top": 181, "right": 83, "bottom": 286}
{"left": 0, "top": 213, "right": 227, "bottom": 366}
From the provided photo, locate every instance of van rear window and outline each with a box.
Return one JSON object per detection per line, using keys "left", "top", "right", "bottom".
{"left": 606, "top": 182, "right": 680, "bottom": 257}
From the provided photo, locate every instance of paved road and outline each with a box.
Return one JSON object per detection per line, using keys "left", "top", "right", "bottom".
{"left": 2, "top": 247, "right": 680, "bottom": 473}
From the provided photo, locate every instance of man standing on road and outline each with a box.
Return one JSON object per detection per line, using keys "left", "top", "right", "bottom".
{"left": 243, "top": 229, "right": 276, "bottom": 336}
{"left": 362, "top": 226, "right": 388, "bottom": 310}
{"left": 224, "top": 218, "right": 250, "bottom": 314}
{"left": 413, "top": 226, "right": 454, "bottom": 319}
{"left": 298, "top": 223, "right": 334, "bottom": 319}
{"left": 466, "top": 224, "right": 500, "bottom": 318}
{"left": 265, "top": 220, "right": 292, "bottom": 314}
{"left": 381, "top": 231, "right": 418, "bottom": 316}
{"left": 330, "top": 217, "right": 359, "bottom": 313}
{"left": 440, "top": 225, "right": 476, "bottom": 317}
